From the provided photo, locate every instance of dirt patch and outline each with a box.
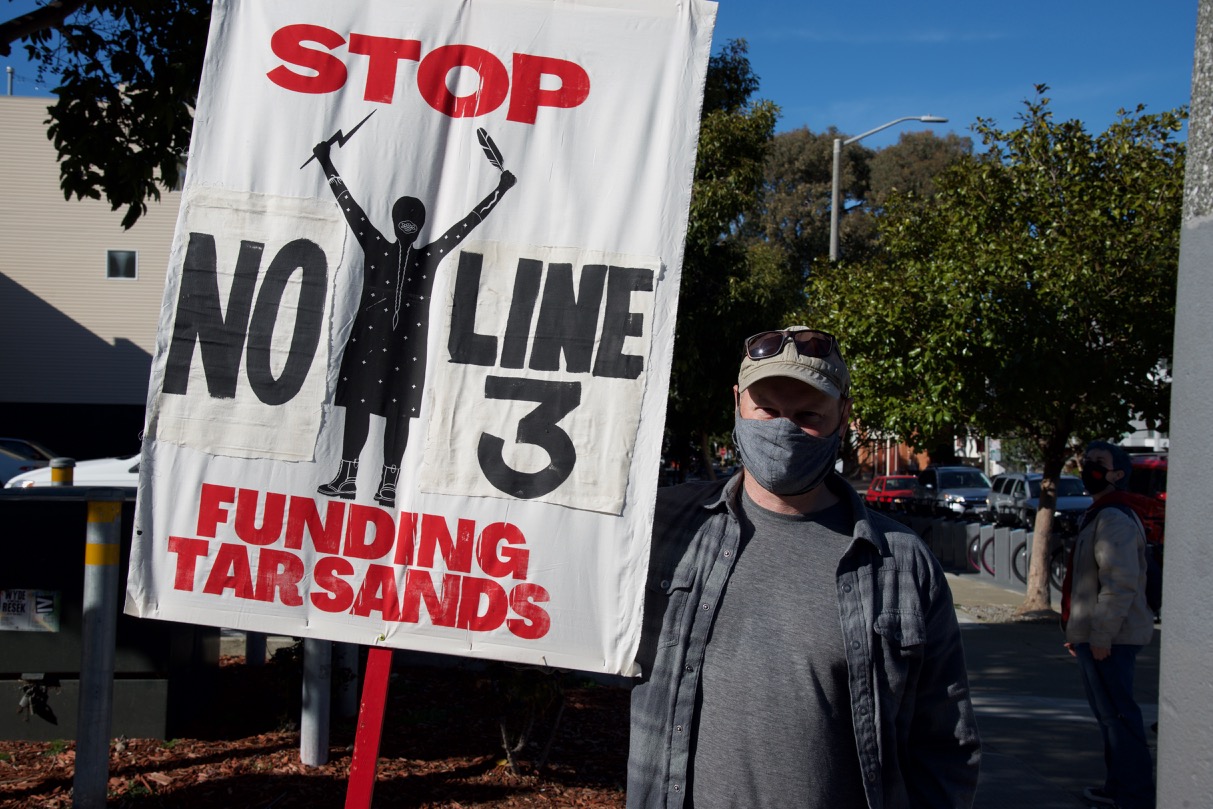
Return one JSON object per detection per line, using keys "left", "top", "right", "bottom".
{"left": 0, "top": 653, "right": 630, "bottom": 808}
{"left": 956, "top": 604, "right": 1061, "bottom": 625}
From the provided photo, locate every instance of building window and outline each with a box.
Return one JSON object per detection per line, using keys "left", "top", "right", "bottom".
{"left": 107, "top": 250, "right": 138, "bottom": 280}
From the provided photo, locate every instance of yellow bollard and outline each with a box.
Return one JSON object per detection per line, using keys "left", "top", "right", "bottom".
{"left": 49, "top": 457, "right": 76, "bottom": 486}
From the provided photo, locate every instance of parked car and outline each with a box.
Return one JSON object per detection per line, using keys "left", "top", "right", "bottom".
{"left": 912, "top": 465, "right": 991, "bottom": 518}
{"left": 4, "top": 455, "right": 140, "bottom": 488}
{"left": 986, "top": 472, "right": 1091, "bottom": 531}
{"left": 863, "top": 475, "right": 917, "bottom": 511}
{"left": 0, "top": 437, "right": 58, "bottom": 484}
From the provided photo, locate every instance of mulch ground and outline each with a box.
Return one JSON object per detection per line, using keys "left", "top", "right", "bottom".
{"left": 0, "top": 650, "right": 630, "bottom": 808}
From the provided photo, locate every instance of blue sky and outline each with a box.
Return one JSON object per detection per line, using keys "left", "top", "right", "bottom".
{"left": 712, "top": 0, "right": 1198, "bottom": 147}
{"left": 3, "top": 0, "right": 1198, "bottom": 148}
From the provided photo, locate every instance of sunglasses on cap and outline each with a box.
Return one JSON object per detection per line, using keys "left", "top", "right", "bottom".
{"left": 743, "top": 329, "right": 839, "bottom": 361}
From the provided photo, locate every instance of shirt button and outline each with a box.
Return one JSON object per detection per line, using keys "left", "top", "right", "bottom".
{"left": 701, "top": 603, "right": 709, "bottom": 610}
{"left": 675, "top": 725, "right": 683, "bottom": 733}
{"left": 723, "top": 550, "right": 732, "bottom": 558}
{"left": 842, "top": 584, "right": 853, "bottom": 593}
{"left": 673, "top": 785, "right": 681, "bottom": 793}
{"left": 660, "top": 580, "right": 670, "bottom": 589}
{"left": 852, "top": 641, "right": 861, "bottom": 650}
{"left": 866, "top": 770, "right": 878, "bottom": 782}
{"left": 685, "top": 664, "right": 694, "bottom": 672}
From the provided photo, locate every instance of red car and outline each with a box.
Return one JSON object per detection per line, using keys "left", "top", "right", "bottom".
{"left": 864, "top": 475, "right": 917, "bottom": 511}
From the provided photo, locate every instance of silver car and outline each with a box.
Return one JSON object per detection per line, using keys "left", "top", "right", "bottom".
{"left": 0, "top": 437, "right": 57, "bottom": 485}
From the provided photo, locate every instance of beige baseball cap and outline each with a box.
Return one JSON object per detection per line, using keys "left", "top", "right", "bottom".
{"left": 737, "top": 326, "right": 851, "bottom": 399}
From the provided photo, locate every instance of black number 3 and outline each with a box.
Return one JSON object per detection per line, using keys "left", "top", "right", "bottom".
{"left": 477, "top": 376, "right": 582, "bottom": 499}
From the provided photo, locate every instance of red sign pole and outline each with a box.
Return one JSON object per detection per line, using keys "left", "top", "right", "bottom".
{"left": 344, "top": 647, "right": 395, "bottom": 809}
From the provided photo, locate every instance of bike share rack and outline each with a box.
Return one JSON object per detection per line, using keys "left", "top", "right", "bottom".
{"left": 918, "top": 518, "right": 981, "bottom": 574}
{"left": 911, "top": 511, "right": 1054, "bottom": 597}
{"left": 936, "top": 520, "right": 956, "bottom": 567}
{"left": 977, "top": 524, "right": 994, "bottom": 578}
{"left": 960, "top": 523, "right": 980, "bottom": 575}
{"left": 910, "top": 516, "right": 1029, "bottom": 595}
{"left": 973, "top": 525, "right": 1028, "bottom": 593}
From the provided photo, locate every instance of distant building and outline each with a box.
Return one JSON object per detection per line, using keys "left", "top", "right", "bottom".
{"left": 0, "top": 96, "right": 180, "bottom": 458}
{"left": 1120, "top": 419, "right": 1169, "bottom": 453}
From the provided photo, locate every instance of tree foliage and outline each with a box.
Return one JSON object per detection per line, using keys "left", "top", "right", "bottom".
{"left": 673, "top": 96, "right": 973, "bottom": 473}
{"left": 748, "top": 127, "right": 970, "bottom": 277}
{"left": 867, "top": 130, "right": 973, "bottom": 210}
{"left": 664, "top": 40, "right": 795, "bottom": 475}
{"left": 747, "top": 127, "right": 869, "bottom": 275}
{"left": 4, "top": 0, "right": 210, "bottom": 228}
{"left": 804, "top": 88, "right": 1186, "bottom": 609}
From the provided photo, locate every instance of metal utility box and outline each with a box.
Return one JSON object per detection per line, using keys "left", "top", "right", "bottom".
{"left": 0, "top": 494, "right": 218, "bottom": 741}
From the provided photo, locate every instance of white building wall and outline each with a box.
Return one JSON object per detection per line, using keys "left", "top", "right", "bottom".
{"left": 0, "top": 96, "right": 180, "bottom": 405}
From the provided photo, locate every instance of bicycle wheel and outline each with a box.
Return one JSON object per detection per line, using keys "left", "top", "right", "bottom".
{"left": 1012, "top": 542, "right": 1028, "bottom": 584}
{"left": 967, "top": 534, "right": 983, "bottom": 572}
{"left": 980, "top": 535, "right": 996, "bottom": 576}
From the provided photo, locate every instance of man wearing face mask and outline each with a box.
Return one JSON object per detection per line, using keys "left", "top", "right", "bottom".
{"left": 628, "top": 327, "right": 980, "bottom": 809}
{"left": 1062, "top": 441, "right": 1155, "bottom": 809}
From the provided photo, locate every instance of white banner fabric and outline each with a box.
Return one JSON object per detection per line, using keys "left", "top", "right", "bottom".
{"left": 125, "top": 0, "right": 715, "bottom": 676}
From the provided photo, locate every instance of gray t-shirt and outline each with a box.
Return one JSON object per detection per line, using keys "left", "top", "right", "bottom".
{"left": 689, "top": 489, "right": 867, "bottom": 809}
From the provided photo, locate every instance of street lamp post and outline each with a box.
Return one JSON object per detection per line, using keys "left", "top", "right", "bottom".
{"left": 829, "top": 115, "right": 948, "bottom": 262}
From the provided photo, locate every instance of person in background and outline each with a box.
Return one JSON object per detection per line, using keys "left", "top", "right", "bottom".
{"left": 628, "top": 326, "right": 980, "bottom": 809}
{"left": 1063, "top": 441, "right": 1156, "bottom": 809}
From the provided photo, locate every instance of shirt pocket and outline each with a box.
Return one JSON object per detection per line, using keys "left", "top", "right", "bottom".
{"left": 645, "top": 566, "right": 697, "bottom": 649}
{"left": 872, "top": 610, "right": 927, "bottom": 704}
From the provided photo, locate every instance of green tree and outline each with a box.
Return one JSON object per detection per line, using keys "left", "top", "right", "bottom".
{"left": 749, "top": 128, "right": 970, "bottom": 278}
{"left": 3, "top": 0, "right": 210, "bottom": 228}
{"left": 867, "top": 130, "right": 973, "bottom": 209}
{"left": 805, "top": 88, "right": 1185, "bottom": 612}
{"left": 664, "top": 40, "right": 795, "bottom": 478}
{"left": 748, "top": 126, "right": 871, "bottom": 276}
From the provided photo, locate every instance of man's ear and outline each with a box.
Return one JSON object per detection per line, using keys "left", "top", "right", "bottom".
{"left": 732, "top": 384, "right": 741, "bottom": 411}
{"left": 1106, "top": 467, "right": 1126, "bottom": 486}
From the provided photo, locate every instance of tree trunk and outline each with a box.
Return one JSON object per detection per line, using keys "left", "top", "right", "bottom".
{"left": 1018, "top": 436, "right": 1069, "bottom": 614}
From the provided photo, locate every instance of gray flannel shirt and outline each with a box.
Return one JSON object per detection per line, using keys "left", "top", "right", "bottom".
{"left": 627, "top": 472, "right": 980, "bottom": 809}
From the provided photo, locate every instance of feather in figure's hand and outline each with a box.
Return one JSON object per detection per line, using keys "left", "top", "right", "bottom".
{"left": 477, "top": 128, "right": 506, "bottom": 171}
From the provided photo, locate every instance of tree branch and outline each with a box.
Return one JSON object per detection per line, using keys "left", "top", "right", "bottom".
{"left": 0, "top": 0, "right": 91, "bottom": 56}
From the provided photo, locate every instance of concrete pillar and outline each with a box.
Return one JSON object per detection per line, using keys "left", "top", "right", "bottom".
{"left": 300, "top": 638, "right": 331, "bottom": 766}
{"left": 1158, "top": 1, "right": 1213, "bottom": 803}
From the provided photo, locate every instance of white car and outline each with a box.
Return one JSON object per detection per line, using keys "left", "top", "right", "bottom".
{"left": 4, "top": 455, "right": 140, "bottom": 488}
{"left": 0, "top": 437, "right": 58, "bottom": 484}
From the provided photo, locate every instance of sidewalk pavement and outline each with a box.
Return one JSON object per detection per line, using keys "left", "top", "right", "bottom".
{"left": 948, "top": 571, "right": 1160, "bottom": 809}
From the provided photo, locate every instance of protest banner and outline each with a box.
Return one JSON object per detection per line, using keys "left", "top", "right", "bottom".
{"left": 125, "top": 0, "right": 716, "bottom": 676}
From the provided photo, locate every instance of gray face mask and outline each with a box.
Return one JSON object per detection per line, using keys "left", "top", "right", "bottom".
{"left": 733, "top": 413, "right": 840, "bottom": 496}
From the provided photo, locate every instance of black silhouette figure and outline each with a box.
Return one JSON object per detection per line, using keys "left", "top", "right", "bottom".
{"left": 312, "top": 135, "right": 516, "bottom": 507}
